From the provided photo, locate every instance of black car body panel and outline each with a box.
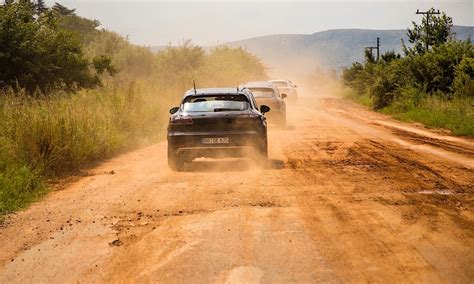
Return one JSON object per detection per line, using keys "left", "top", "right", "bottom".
{"left": 167, "top": 88, "right": 268, "bottom": 170}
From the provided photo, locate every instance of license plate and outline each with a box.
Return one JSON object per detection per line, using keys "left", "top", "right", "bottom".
{"left": 201, "top": 137, "right": 229, "bottom": 144}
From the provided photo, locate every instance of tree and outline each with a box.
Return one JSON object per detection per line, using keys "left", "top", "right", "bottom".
{"left": 52, "top": 2, "right": 75, "bottom": 16}
{"left": 34, "top": 0, "right": 47, "bottom": 14}
{"left": 154, "top": 40, "right": 205, "bottom": 88}
{"left": 202, "top": 46, "right": 267, "bottom": 86}
{"left": 381, "top": 51, "right": 401, "bottom": 63}
{"left": 453, "top": 57, "right": 474, "bottom": 97}
{"left": 403, "top": 8, "right": 454, "bottom": 55}
{"left": 364, "top": 49, "right": 376, "bottom": 64}
{"left": 0, "top": 2, "right": 111, "bottom": 93}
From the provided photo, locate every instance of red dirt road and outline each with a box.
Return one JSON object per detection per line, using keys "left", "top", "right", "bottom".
{"left": 0, "top": 94, "right": 473, "bottom": 283}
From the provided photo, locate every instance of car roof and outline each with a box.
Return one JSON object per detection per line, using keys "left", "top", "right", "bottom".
{"left": 242, "top": 81, "right": 274, "bottom": 88}
{"left": 183, "top": 88, "right": 251, "bottom": 98}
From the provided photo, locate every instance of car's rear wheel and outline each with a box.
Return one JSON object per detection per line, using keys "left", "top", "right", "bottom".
{"left": 252, "top": 139, "right": 268, "bottom": 168}
{"left": 168, "top": 146, "right": 184, "bottom": 171}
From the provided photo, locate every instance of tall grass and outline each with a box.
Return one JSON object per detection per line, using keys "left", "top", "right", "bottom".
{"left": 0, "top": 82, "right": 171, "bottom": 215}
{"left": 382, "top": 95, "right": 474, "bottom": 136}
{"left": 345, "top": 88, "right": 474, "bottom": 137}
{"left": 0, "top": 43, "right": 268, "bottom": 216}
{"left": 343, "top": 88, "right": 373, "bottom": 107}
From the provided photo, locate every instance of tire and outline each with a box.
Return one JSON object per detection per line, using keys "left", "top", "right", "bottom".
{"left": 252, "top": 139, "right": 268, "bottom": 168}
{"left": 168, "top": 146, "right": 184, "bottom": 171}
{"left": 260, "top": 142, "right": 268, "bottom": 160}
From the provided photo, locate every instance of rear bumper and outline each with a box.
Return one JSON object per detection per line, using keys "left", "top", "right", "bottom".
{"left": 168, "top": 130, "right": 266, "bottom": 159}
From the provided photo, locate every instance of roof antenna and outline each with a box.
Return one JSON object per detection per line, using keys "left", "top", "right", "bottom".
{"left": 193, "top": 80, "right": 197, "bottom": 95}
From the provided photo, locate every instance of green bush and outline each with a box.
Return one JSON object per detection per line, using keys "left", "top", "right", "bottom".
{"left": 453, "top": 57, "right": 474, "bottom": 97}
{"left": 404, "top": 40, "right": 473, "bottom": 95}
{"left": 0, "top": 2, "right": 113, "bottom": 93}
{"left": 201, "top": 46, "right": 267, "bottom": 86}
{"left": 0, "top": 83, "right": 171, "bottom": 215}
{"left": 342, "top": 9, "right": 473, "bottom": 136}
{"left": 383, "top": 96, "right": 474, "bottom": 136}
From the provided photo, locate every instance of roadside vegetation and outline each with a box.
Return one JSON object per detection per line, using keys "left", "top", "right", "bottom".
{"left": 342, "top": 9, "right": 473, "bottom": 136}
{"left": 0, "top": 1, "right": 267, "bottom": 216}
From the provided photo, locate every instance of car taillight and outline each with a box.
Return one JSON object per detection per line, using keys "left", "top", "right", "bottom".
{"left": 170, "top": 116, "right": 193, "bottom": 125}
{"left": 236, "top": 115, "right": 258, "bottom": 124}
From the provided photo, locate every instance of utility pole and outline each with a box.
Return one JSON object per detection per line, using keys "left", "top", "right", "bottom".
{"left": 376, "top": 37, "right": 380, "bottom": 62}
{"left": 416, "top": 9, "right": 441, "bottom": 50}
{"left": 365, "top": 37, "right": 381, "bottom": 62}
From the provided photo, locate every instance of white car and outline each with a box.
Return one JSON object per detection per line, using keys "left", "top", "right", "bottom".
{"left": 269, "top": 80, "right": 298, "bottom": 102}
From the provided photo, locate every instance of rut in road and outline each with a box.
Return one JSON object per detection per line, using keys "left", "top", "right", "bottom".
{"left": 0, "top": 95, "right": 472, "bottom": 283}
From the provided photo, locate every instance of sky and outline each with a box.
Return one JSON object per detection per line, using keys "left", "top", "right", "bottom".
{"left": 45, "top": 1, "right": 473, "bottom": 46}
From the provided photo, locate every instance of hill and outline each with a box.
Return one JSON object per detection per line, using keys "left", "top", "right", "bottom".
{"left": 222, "top": 26, "right": 473, "bottom": 76}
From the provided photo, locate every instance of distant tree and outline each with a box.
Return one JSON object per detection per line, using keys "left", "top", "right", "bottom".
{"left": 202, "top": 46, "right": 267, "bottom": 86}
{"left": 154, "top": 40, "right": 205, "bottom": 87}
{"left": 52, "top": 2, "right": 75, "bottom": 16}
{"left": 92, "top": 55, "right": 117, "bottom": 76}
{"left": 34, "top": 0, "right": 48, "bottom": 14}
{"left": 364, "top": 49, "right": 376, "bottom": 64}
{"left": 453, "top": 57, "right": 474, "bottom": 97}
{"left": 342, "top": 62, "right": 365, "bottom": 93}
{"left": 403, "top": 8, "right": 454, "bottom": 55}
{"left": 56, "top": 12, "right": 101, "bottom": 44}
{"left": 381, "top": 51, "right": 401, "bottom": 63}
{"left": 0, "top": 2, "right": 112, "bottom": 93}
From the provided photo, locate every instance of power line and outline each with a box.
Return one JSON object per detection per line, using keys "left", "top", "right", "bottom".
{"left": 416, "top": 9, "right": 441, "bottom": 50}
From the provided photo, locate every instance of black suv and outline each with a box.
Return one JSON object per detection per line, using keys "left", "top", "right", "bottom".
{"left": 167, "top": 88, "right": 270, "bottom": 171}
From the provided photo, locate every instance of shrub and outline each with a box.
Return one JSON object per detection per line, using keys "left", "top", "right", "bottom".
{"left": 0, "top": 2, "right": 107, "bottom": 93}
{"left": 453, "top": 57, "right": 474, "bottom": 97}
{"left": 341, "top": 9, "right": 473, "bottom": 135}
{"left": 201, "top": 46, "right": 267, "bottom": 86}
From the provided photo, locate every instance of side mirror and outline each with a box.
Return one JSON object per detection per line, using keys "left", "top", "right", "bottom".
{"left": 281, "top": 93, "right": 287, "bottom": 99}
{"left": 260, "top": 105, "right": 270, "bottom": 114}
{"left": 169, "top": 107, "right": 179, "bottom": 114}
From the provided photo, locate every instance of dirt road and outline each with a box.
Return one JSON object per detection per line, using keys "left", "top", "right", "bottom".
{"left": 1, "top": 93, "right": 473, "bottom": 283}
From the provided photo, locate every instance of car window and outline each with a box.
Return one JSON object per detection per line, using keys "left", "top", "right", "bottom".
{"left": 248, "top": 88, "right": 275, "bottom": 98}
{"left": 182, "top": 95, "right": 249, "bottom": 112}
{"left": 271, "top": 81, "right": 288, "bottom": 88}
{"left": 249, "top": 93, "right": 259, "bottom": 109}
{"left": 273, "top": 87, "right": 283, "bottom": 99}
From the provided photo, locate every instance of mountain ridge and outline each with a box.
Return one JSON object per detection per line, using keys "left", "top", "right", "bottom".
{"left": 150, "top": 26, "right": 473, "bottom": 76}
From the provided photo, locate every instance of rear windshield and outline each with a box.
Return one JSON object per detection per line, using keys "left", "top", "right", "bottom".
{"left": 271, "top": 81, "right": 288, "bottom": 88}
{"left": 182, "top": 94, "right": 249, "bottom": 112}
{"left": 248, "top": 88, "right": 275, "bottom": 98}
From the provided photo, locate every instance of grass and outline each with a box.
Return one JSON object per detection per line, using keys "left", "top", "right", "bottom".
{"left": 0, "top": 82, "right": 173, "bottom": 216}
{"left": 0, "top": 46, "right": 268, "bottom": 217}
{"left": 343, "top": 88, "right": 373, "bottom": 107}
{"left": 382, "top": 96, "right": 474, "bottom": 137}
{"left": 344, "top": 88, "right": 474, "bottom": 137}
